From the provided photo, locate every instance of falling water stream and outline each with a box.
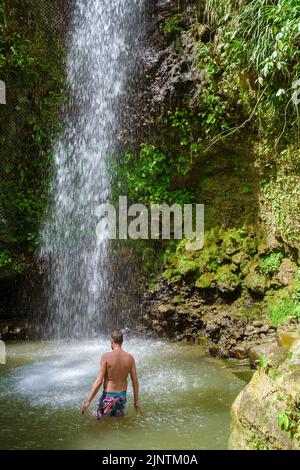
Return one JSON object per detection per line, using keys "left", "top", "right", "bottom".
{"left": 0, "top": 1, "right": 248, "bottom": 450}
{"left": 40, "top": 0, "right": 146, "bottom": 337}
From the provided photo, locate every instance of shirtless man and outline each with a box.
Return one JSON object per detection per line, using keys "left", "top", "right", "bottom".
{"left": 81, "top": 330, "right": 141, "bottom": 418}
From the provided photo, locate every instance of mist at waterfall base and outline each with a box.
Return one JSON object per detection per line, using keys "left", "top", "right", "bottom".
{"left": 38, "top": 0, "right": 147, "bottom": 339}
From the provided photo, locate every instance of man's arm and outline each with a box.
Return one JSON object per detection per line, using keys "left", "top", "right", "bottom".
{"left": 81, "top": 355, "right": 107, "bottom": 414}
{"left": 130, "top": 357, "right": 141, "bottom": 412}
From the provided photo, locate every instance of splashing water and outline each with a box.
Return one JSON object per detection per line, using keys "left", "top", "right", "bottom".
{"left": 39, "top": 1, "right": 146, "bottom": 337}
{"left": 0, "top": 339, "right": 244, "bottom": 450}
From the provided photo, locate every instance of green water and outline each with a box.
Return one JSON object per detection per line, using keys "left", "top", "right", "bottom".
{"left": 0, "top": 338, "right": 244, "bottom": 450}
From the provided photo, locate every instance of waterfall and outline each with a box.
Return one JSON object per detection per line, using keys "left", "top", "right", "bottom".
{"left": 40, "top": 0, "right": 146, "bottom": 338}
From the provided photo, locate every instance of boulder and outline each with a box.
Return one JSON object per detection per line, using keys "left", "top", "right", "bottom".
{"left": 275, "top": 259, "right": 298, "bottom": 286}
{"left": 229, "top": 341, "right": 300, "bottom": 450}
{"left": 244, "top": 272, "right": 269, "bottom": 296}
{"left": 248, "top": 341, "right": 286, "bottom": 368}
{"left": 216, "top": 271, "right": 241, "bottom": 295}
{"left": 278, "top": 330, "right": 300, "bottom": 351}
{"left": 232, "top": 252, "right": 249, "bottom": 266}
{"left": 231, "top": 344, "right": 250, "bottom": 360}
{"left": 195, "top": 272, "right": 216, "bottom": 289}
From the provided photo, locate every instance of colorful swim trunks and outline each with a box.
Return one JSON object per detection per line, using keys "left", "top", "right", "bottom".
{"left": 97, "top": 391, "right": 127, "bottom": 419}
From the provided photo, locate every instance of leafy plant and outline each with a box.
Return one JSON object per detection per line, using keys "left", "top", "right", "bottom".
{"left": 203, "top": 0, "right": 300, "bottom": 148}
{"left": 0, "top": 250, "right": 28, "bottom": 278}
{"left": 277, "top": 405, "right": 300, "bottom": 441}
{"left": 196, "top": 42, "right": 237, "bottom": 139}
{"left": 256, "top": 353, "right": 271, "bottom": 370}
{"left": 162, "top": 14, "right": 184, "bottom": 38}
{"left": 278, "top": 412, "right": 291, "bottom": 432}
{"left": 120, "top": 144, "right": 194, "bottom": 205}
{"left": 261, "top": 252, "right": 283, "bottom": 276}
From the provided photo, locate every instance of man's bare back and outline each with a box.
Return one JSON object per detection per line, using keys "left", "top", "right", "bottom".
{"left": 81, "top": 330, "right": 141, "bottom": 417}
{"left": 102, "top": 350, "right": 134, "bottom": 393}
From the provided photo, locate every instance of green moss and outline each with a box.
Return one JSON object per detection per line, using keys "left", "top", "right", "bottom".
{"left": 177, "top": 257, "right": 199, "bottom": 278}
{"left": 242, "top": 237, "right": 257, "bottom": 256}
{"left": 198, "top": 246, "right": 220, "bottom": 272}
{"left": 173, "top": 294, "right": 185, "bottom": 304}
{"left": 238, "top": 303, "right": 264, "bottom": 321}
{"left": 195, "top": 272, "right": 216, "bottom": 289}
{"left": 161, "top": 268, "right": 182, "bottom": 284}
{"left": 264, "top": 276, "right": 300, "bottom": 325}
{"left": 261, "top": 176, "right": 300, "bottom": 249}
{"left": 215, "top": 264, "right": 241, "bottom": 292}
{"left": 216, "top": 271, "right": 241, "bottom": 292}
{"left": 162, "top": 14, "right": 184, "bottom": 38}
{"left": 244, "top": 272, "right": 269, "bottom": 296}
{"left": 161, "top": 227, "right": 262, "bottom": 292}
{"left": 267, "top": 299, "right": 300, "bottom": 326}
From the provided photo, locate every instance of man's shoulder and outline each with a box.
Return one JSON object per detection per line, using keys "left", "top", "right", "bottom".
{"left": 101, "top": 351, "right": 113, "bottom": 360}
{"left": 123, "top": 351, "right": 134, "bottom": 362}
{"left": 101, "top": 350, "right": 134, "bottom": 361}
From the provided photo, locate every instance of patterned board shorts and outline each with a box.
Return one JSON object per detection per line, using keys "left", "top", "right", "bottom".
{"left": 97, "top": 391, "right": 127, "bottom": 419}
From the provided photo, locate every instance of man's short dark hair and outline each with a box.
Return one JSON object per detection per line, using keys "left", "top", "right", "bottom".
{"left": 111, "top": 329, "right": 123, "bottom": 345}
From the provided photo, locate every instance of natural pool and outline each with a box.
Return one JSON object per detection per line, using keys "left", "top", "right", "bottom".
{"left": 0, "top": 338, "right": 245, "bottom": 450}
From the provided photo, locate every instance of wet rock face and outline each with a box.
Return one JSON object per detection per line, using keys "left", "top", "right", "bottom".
{"left": 0, "top": 319, "right": 30, "bottom": 341}
{"left": 229, "top": 339, "right": 300, "bottom": 450}
{"left": 132, "top": 0, "right": 207, "bottom": 137}
{"left": 140, "top": 280, "right": 292, "bottom": 361}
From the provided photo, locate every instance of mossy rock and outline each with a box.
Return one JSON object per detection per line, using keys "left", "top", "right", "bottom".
{"left": 216, "top": 265, "right": 241, "bottom": 294}
{"left": 222, "top": 232, "right": 242, "bottom": 256}
{"left": 198, "top": 245, "right": 220, "bottom": 272}
{"left": 177, "top": 258, "right": 199, "bottom": 278}
{"left": 275, "top": 259, "right": 298, "bottom": 287}
{"left": 232, "top": 251, "right": 249, "bottom": 266}
{"left": 195, "top": 272, "right": 216, "bottom": 289}
{"left": 240, "top": 260, "right": 250, "bottom": 277}
{"left": 229, "top": 341, "right": 300, "bottom": 450}
{"left": 161, "top": 268, "right": 182, "bottom": 284}
{"left": 217, "top": 263, "right": 239, "bottom": 275}
{"left": 242, "top": 236, "right": 257, "bottom": 256}
{"left": 244, "top": 272, "right": 269, "bottom": 296}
